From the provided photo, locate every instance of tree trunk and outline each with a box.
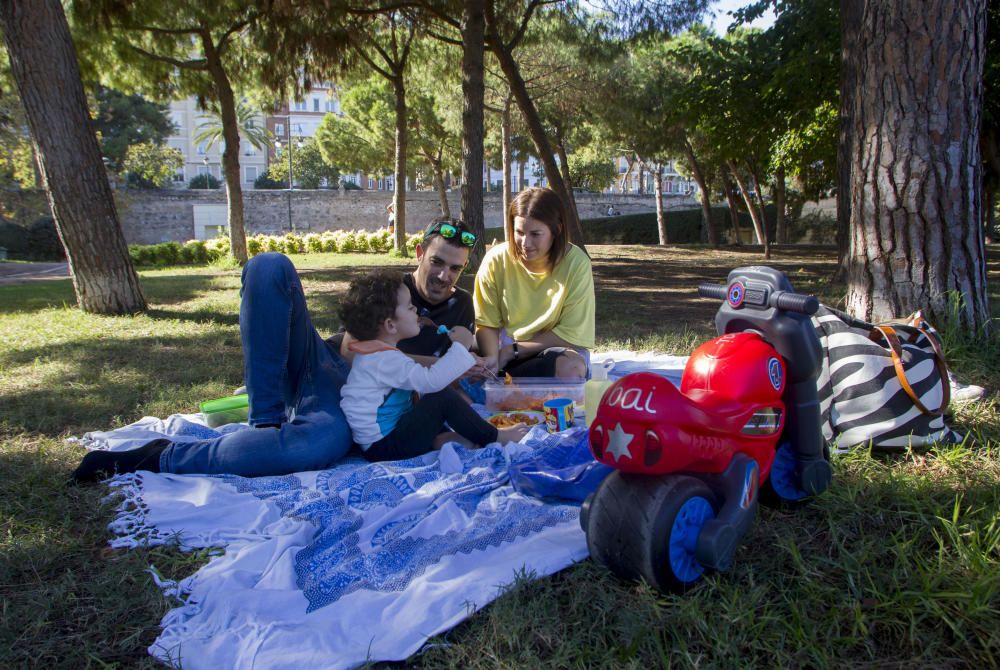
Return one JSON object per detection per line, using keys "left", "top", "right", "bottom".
{"left": 748, "top": 162, "right": 770, "bottom": 240}
{"left": 554, "top": 125, "right": 580, "bottom": 223}
{"left": 484, "top": 1, "right": 586, "bottom": 252}
{"left": 836, "top": 0, "right": 863, "bottom": 280}
{"left": 518, "top": 160, "right": 525, "bottom": 193}
{"left": 1, "top": 0, "right": 146, "bottom": 315}
{"left": 653, "top": 165, "right": 667, "bottom": 245}
{"left": 843, "top": 0, "right": 990, "bottom": 333}
{"left": 722, "top": 167, "right": 743, "bottom": 245}
{"left": 728, "top": 160, "right": 769, "bottom": 256}
{"left": 461, "top": 0, "right": 486, "bottom": 265}
{"left": 637, "top": 162, "right": 645, "bottom": 195}
{"left": 774, "top": 165, "right": 787, "bottom": 244}
{"left": 684, "top": 137, "right": 718, "bottom": 247}
{"left": 501, "top": 92, "right": 513, "bottom": 221}
{"left": 619, "top": 155, "right": 633, "bottom": 192}
{"left": 391, "top": 70, "right": 408, "bottom": 255}
{"left": 202, "top": 33, "right": 248, "bottom": 264}
{"left": 431, "top": 151, "right": 450, "bottom": 217}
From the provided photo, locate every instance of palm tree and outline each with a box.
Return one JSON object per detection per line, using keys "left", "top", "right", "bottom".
{"left": 194, "top": 98, "right": 270, "bottom": 153}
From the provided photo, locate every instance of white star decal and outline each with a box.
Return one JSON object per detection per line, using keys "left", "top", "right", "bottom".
{"left": 605, "top": 422, "right": 635, "bottom": 462}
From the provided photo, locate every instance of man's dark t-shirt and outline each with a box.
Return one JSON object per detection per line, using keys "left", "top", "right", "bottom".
{"left": 326, "top": 273, "right": 474, "bottom": 358}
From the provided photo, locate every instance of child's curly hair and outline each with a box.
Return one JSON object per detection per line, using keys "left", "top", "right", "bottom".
{"left": 338, "top": 269, "right": 406, "bottom": 341}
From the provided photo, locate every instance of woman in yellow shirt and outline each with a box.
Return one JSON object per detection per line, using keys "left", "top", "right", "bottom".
{"left": 474, "top": 187, "right": 595, "bottom": 379}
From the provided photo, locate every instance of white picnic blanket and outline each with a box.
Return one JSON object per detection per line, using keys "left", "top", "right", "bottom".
{"left": 80, "top": 350, "right": 688, "bottom": 670}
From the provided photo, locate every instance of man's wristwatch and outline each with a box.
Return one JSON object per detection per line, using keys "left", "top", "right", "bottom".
{"left": 511, "top": 340, "right": 519, "bottom": 360}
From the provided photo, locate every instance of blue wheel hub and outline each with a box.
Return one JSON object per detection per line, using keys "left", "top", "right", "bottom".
{"left": 668, "top": 496, "right": 714, "bottom": 583}
{"left": 769, "top": 443, "right": 808, "bottom": 501}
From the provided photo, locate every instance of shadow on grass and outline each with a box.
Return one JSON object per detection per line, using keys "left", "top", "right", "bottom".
{"left": 0, "top": 445, "right": 188, "bottom": 668}
{"left": 0, "top": 329, "right": 245, "bottom": 437}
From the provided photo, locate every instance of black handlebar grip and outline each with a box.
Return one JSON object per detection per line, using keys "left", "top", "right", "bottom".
{"left": 697, "top": 283, "right": 728, "bottom": 300}
{"left": 771, "top": 291, "right": 819, "bottom": 315}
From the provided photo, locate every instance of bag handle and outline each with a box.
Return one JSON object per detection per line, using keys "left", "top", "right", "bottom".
{"left": 871, "top": 323, "right": 950, "bottom": 416}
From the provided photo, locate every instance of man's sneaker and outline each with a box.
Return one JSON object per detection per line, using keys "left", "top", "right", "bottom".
{"left": 949, "top": 372, "right": 986, "bottom": 404}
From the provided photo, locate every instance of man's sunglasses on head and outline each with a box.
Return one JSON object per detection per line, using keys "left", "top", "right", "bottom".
{"left": 424, "top": 219, "right": 477, "bottom": 248}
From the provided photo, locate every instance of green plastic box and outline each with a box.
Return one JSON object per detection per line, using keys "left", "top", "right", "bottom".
{"left": 199, "top": 393, "right": 249, "bottom": 427}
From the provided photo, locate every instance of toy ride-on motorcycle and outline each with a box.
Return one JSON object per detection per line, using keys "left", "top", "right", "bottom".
{"left": 580, "top": 266, "right": 833, "bottom": 592}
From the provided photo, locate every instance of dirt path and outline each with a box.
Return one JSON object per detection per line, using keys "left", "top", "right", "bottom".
{"left": 0, "top": 261, "right": 70, "bottom": 285}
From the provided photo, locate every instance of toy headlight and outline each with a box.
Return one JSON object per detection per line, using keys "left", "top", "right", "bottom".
{"left": 742, "top": 408, "right": 782, "bottom": 435}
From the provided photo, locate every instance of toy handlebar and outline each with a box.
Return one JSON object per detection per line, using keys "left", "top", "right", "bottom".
{"left": 697, "top": 282, "right": 819, "bottom": 315}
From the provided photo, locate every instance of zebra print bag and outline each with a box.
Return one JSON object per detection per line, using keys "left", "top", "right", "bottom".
{"left": 812, "top": 306, "right": 961, "bottom": 453}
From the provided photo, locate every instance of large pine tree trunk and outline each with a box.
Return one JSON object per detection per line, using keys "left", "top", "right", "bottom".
{"left": 1, "top": 0, "right": 146, "bottom": 315}
{"left": 461, "top": 0, "right": 486, "bottom": 264}
{"left": 484, "top": 0, "right": 585, "bottom": 252}
{"left": 391, "top": 70, "right": 408, "bottom": 256}
{"left": 684, "top": 138, "right": 718, "bottom": 247}
{"left": 774, "top": 166, "right": 787, "bottom": 244}
{"left": 203, "top": 34, "right": 248, "bottom": 264}
{"left": 500, "top": 93, "right": 513, "bottom": 221}
{"left": 722, "top": 167, "right": 743, "bottom": 245}
{"left": 653, "top": 165, "right": 667, "bottom": 244}
{"left": 432, "top": 151, "right": 450, "bottom": 217}
{"left": 728, "top": 160, "right": 769, "bottom": 256}
{"left": 842, "top": 0, "right": 990, "bottom": 332}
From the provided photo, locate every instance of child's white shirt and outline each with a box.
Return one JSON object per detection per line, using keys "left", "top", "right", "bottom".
{"left": 340, "top": 341, "right": 474, "bottom": 449}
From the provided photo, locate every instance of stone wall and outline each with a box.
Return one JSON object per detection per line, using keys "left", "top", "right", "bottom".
{"left": 114, "top": 189, "right": 698, "bottom": 244}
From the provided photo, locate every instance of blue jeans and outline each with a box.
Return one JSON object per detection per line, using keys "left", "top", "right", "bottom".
{"left": 159, "top": 253, "right": 352, "bottom": 476}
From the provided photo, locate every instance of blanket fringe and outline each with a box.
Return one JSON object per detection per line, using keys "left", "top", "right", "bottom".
{"left": 105, "top": 473, "right": 179, "bottom": 549}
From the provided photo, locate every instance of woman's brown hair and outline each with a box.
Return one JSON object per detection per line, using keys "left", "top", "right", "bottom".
{"left": 505, "top": 187, "right": 569, "bottom": 269}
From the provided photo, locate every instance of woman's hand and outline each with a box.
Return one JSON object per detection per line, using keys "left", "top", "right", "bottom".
{"left": 446, "top": 325, "right": 475, "bottom": 350}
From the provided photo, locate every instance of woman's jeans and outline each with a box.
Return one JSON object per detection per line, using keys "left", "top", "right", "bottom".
{"left": 158, "top": 253, "right": 352, "bottom": 476}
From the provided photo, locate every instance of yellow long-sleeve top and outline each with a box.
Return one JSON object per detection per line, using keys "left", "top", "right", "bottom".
{"left": 473, "top": 243, "right": 595, "bottom": 348}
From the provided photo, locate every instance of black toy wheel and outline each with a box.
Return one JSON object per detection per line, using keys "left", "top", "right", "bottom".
{"left": 582, "top": 471, "right": 718, "bottom": 593}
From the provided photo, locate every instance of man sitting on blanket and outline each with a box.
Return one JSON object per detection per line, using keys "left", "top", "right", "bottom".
{"left": 72, "top": 218, "right": 488, "bottom": 482}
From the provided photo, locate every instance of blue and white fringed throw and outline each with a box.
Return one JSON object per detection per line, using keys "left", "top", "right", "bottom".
{"left": 79, "top": 351, "right": 689, "bottom": 669}
{"left": 97, "top": 429, "right": 587, "bottom": 669}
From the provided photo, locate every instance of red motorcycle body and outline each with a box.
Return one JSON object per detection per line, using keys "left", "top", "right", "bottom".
{"left": 589, "top": 332, "right": 786, "bottom": 479}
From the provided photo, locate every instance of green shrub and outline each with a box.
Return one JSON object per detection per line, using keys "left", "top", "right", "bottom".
{"left": 281, "top": 233, "right": 305, "bottom": 254}
{"left": 188, "top": 174, "right": 221, "bottom": 190}
{"left": 254, "top": 173, "right": 287, "bottom": 190}
{"left": 304, "top": 233, "right": 324, "bottom": 253}
{"left": 340, "top": 231, "right": 359, "bottom": 253}
{"left": 265, "top": 236, "right": 284, "bottom": 253}
{"left": 246, "top": 235, "right": 264, "bottom": 256}
{"left": 321, "top": 233, "right": 340, "bottom": 253}
{"left": 206, "top": 236, "right": 230, "bottom": 260}
{"left": 181, "top": 240, "right": 209, "bottom": 264}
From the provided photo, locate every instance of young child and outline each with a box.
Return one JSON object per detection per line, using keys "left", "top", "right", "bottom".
{"left": 339, "top": 269, "right": 529, "bottom": 462}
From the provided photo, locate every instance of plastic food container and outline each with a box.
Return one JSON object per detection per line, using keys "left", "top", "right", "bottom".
{"left": 484, "top": 377, "right": 585, "bottom": 414}
{"left": 199, "top": 393, "right": 249, "bottom": 427}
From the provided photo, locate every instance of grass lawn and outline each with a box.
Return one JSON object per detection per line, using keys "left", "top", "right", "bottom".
{"left": 1, "top": 245, "right": 998, "bottom": 669}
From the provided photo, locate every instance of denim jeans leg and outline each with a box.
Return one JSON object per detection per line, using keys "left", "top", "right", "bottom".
{"left": 159, "top": 252, "right": 353, "bottom": 476}
{"left": 240, "top": 252, "right": 317, "bottom": 425}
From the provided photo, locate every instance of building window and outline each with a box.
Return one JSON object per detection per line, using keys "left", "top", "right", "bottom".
{"left": 244, "top": 145, "right": 256, "bottom": 157}
{"left": 325, "top": 100, "right": 337, "bottom": 112}
{"left": 245, "top": 166, "right": 258, "bottom": 184}
{"left": 172, "top": 169, "right": 185, "bottom": 183}
{"left": 313, "top": 98, "right": 320, "bottom": 112}
{"left": 198, "top": 165, "right": 211, "bottom": 177}
{"left": 274, "top": 123, "right": 285, "bottom": 138}
{"left": 197, "top": 141, "right": 208, "bottom": 155}
{"left": 294, "top": 100, "right": 306, "bottom": 111}
{"left": 368, "top": 177, "right": 375, "bottom": 189}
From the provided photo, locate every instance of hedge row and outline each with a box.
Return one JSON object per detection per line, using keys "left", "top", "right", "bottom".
{"left": 127, "top": 230, "right": 422, "bottom": 267}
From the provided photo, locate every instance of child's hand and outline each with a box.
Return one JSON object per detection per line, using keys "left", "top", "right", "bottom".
{"left": 446, "top": 326, "right": 474, "bottom": 350}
